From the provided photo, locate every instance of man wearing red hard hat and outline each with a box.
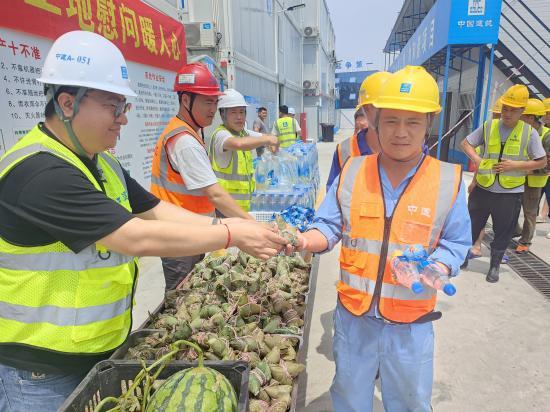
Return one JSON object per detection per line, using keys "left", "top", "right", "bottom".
{"left": 151, "top": 63, "right": 254, "bottom": 291}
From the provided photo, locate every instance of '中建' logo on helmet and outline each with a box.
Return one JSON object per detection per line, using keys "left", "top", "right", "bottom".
{"left": 400, "top": 83, "right": 412, "bottom": 93}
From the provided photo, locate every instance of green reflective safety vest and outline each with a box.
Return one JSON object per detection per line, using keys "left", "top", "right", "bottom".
{"left": 209, "top": 125, "right": 255, "bottom": 211}
{"left": 275, "top": 117, "right": 297, "bottom": 148}
{"left": 0, "top": 125, "right": 137, "bottom": 355}
{"left": 527, "top": 126, "right": 550, "bottom": 188}
{"left": 476, "top": 119, "right": 531, "bottom": 189}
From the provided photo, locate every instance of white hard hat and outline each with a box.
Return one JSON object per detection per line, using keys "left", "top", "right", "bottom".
{"left": 217, "top": 88, "right": 248, "bottom": 109}
{"left": 288, "top": 107, "right": 296, "bottom": 115}
{"left": 37, "top": 30, "right": 136, "bottom": 97}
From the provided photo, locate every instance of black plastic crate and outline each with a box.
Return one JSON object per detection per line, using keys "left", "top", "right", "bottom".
{"left": 60, "top": 359, "right": 249, "bottom": 412}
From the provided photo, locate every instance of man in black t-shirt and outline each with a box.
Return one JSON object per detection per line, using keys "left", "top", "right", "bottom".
{"left": 0, "top": 31, "right": 288, "bottom": 411}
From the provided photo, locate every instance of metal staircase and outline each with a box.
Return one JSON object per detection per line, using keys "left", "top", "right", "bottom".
{"left": 491, "top": 0, "right": 550, "bottom": 98}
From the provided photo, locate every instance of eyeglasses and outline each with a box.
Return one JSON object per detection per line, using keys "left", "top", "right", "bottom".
{"left": 112, "top": 101, "right": 132, "bottom": 117}
{"left": 84, "top": 93, "right": 132, "bottom": 118}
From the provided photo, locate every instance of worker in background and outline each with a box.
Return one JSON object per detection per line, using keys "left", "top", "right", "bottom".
{"left": 515, "top": 98, "right": 550, "bottom": 252}
{"left": 353, "top": 107, "right": 369, "bottom": 133}
{"left": 0, "top": 31, "right": 288, "bottom": 411}
{"left": 252, "top": 106, "right": 268, "bottom": 156}
{"left": 468, "top": 97, "right": 502, "bottom": 259}
{"left": 325, "top": 71, "right": 391, "bottom": 191}
{"left": 272, "top": 105, "right": 298, "bottom": 148}
{"left": 151, "top": 64, "right": 261, "bottom": 291}
{"left": 542, "top": 97, "right": 550, "bottom": 127}
{"left": 288, "top": 106, "right": 302, "bottom": 139}
{"left": 538, "top": 97, "right": 550, "bottom": 231}
{"left": 208, "top": 89, "right": 279, "bottom": 212}
{"left": 461, "top": 84, "right": 546, "bottom": 282}
{"left": 296, "top": 66, "right": 471, "bottom": 411}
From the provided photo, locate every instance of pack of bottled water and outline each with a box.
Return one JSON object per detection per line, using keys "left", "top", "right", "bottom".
{"left": 251, "top": 142, "right": 319, "bottom": 212}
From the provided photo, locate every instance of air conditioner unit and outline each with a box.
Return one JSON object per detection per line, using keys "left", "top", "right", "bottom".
{"left": 303, "top": 80, "right": 319, "bottom": 89}
{"left": 185, "top": 22, "right": 216, "bottom": 48}
{"left": 303, "top": 26, "right": 319, "bottom": 37}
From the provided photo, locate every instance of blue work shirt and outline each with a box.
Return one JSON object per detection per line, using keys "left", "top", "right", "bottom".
{"left": 326, "top": 129, "right": 371, "bottom": 192}
{"left": 312, "top": 154, "right": 471, "bottom": 275}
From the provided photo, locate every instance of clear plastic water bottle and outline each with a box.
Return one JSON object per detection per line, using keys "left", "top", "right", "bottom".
{"left": 419, "top": 261, "right": 456, "bottom": 296}
{"left": 250, "top": 193, "right": 258, "bottom": 211}
{"left": 256, "top": 193, "right": 265, "bottom": 211}
{"left": 390, "top": 251, "right": 424, "bottom": 294}
{"left": 254, "top": 158, "right": 267, "bottom": 191}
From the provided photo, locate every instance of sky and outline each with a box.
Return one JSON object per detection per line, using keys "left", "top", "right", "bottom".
{"left": 325, "top": 0, "right": 404, "bottom": 71}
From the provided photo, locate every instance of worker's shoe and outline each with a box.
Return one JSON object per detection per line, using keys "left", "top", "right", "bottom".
{"left": 486, "top": 250, "right": 505, "bottom": 283}
{"left": 515, "top": 244, "right": 529, "bottom": 254}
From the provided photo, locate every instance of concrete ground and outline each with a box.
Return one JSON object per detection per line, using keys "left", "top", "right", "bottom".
{"left": 132, "top": 129, "right": 550, "bottom": 411}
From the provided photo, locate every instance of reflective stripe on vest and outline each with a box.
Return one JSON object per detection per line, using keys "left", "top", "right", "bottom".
{"left": 337, "top": 154, "right": 461, "bottom": 323}
{"left": 476, "top": 120, "right": 531, "bottom": 189}
{"left": 150, "top": 117, "right": 215, "bottom": 214}
{"left": 527, "top": 127, "right": 550, "bottom": 188}
{"left": 0, "top": 125, "right": 137, "bottom": 354}
{"left": 276, "top": 117, "right": 297, "bottom": 148}
{"left": 209, "top": 125, "right": 254, "bottom": 211}
{"left": 337, "top": 133, "right": 362, "bottom": 168}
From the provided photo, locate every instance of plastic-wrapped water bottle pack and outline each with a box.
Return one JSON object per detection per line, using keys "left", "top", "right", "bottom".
{"left": 251, "top": 142, "right": 319, "bottom": 212}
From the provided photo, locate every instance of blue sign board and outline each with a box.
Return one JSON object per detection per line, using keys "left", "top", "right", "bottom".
{"left": 390, "top": 0, "right": 502, "bottom": 71}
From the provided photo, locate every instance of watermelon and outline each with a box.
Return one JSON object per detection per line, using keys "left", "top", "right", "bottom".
{"left": 145, "top": 340, "right": 238, "bottom": 412}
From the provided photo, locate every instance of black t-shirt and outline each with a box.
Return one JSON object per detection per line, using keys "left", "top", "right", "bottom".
{"left": 0, "top": 123, "right": 160, "bottom": 374}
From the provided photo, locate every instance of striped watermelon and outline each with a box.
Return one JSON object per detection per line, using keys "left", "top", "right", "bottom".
{"left": 145, "top": 366, "right": 237, "bottom": 411}
{"left": 145, "top": 341, "right": 237, "bottom": 412}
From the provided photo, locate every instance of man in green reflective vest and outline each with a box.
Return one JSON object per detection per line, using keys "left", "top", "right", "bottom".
{"left": 272, "top": 105, "right": 299, "bottom": 148}
{"left": 0, "top": 32, "right": 288, "bottom": 411}
{"left": 515, "top": 98, "right": 550, "bottom": 253}
{"left": 461, "top": 85, "right": 546, "bottom": 283}
{"left": 208, "top": 89, "right": 279, "bottom": 212}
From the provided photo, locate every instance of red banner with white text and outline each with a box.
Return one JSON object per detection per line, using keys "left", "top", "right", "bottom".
{"left": 0, "top": 0, "right": 186, "bottom": 71}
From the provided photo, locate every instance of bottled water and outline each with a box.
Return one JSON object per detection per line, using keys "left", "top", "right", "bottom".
{"left": 419, "top": 261, "right": 456, "bottom": 296}
{"left": 390, "top": 252, "right": 424, "bottom": 294}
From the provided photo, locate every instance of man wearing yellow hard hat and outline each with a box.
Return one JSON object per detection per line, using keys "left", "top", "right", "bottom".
{"left": 296, "top": 66, "right": 471, "bottom": 411}
{"left": 468, "top": 97, "right": 504, "bottom": 259}
{"left": 325, "top": 71, "right": 391, "bottom": 191}
{"left": 514, "top": 99, "right": 550, "bottom": 252}
{"left": 461, "top": 85, "right": 546, "bottom": 282}
{"left": 538, "top": 98, "right": 550, "bottom": 232}
{"left": 543, "top": 98, "right": 550, "bottom": 127}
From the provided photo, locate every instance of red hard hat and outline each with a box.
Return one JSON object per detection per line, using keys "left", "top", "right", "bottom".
{"left": 174, "top": 63, "right": 223, "bottom": 96}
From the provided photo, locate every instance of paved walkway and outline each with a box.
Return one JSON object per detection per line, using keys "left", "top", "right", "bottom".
{"left": 133, "top": 129, "right": 550, "bottom": 411}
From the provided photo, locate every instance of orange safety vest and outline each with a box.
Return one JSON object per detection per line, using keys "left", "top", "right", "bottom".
{"left": 150, "top": 116, "right": 215, "bottom": 215}
{"left": 337, "top": 154, "right": 461, "bottom": 323}
{"left": 337, "top": 133, "right": 362, "bottom": 168}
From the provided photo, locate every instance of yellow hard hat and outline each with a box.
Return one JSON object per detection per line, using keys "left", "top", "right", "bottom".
{"left": 500, "top": 84, "right": 529, "bottom": 108}
{"left": 490, "top": 97, "right": 502, "bottom": 114}
{"left": 543, "top": 97, "right": 550, "bottom": 113}
{"left": 356, "top": 71, "right": 392, "bottom": 110}
{"left": 373, "top": 65, "right": 441, "bottom": 114}
{"left": 523, "top": 98, "right": 546, "bottom": 116}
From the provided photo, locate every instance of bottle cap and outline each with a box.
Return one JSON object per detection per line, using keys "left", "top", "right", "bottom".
{"left": 411, "top": 282, "right": 424, "bottom": 294}
{"left": 443, "top": 284, "right": 456, "bottom": 296}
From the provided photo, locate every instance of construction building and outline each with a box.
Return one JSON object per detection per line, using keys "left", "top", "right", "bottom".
{"left": 145, "top": 0, "right": 337, "bottom": 140}
{"left": 384, "top": 0, "right": 549, "bottom": 167}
